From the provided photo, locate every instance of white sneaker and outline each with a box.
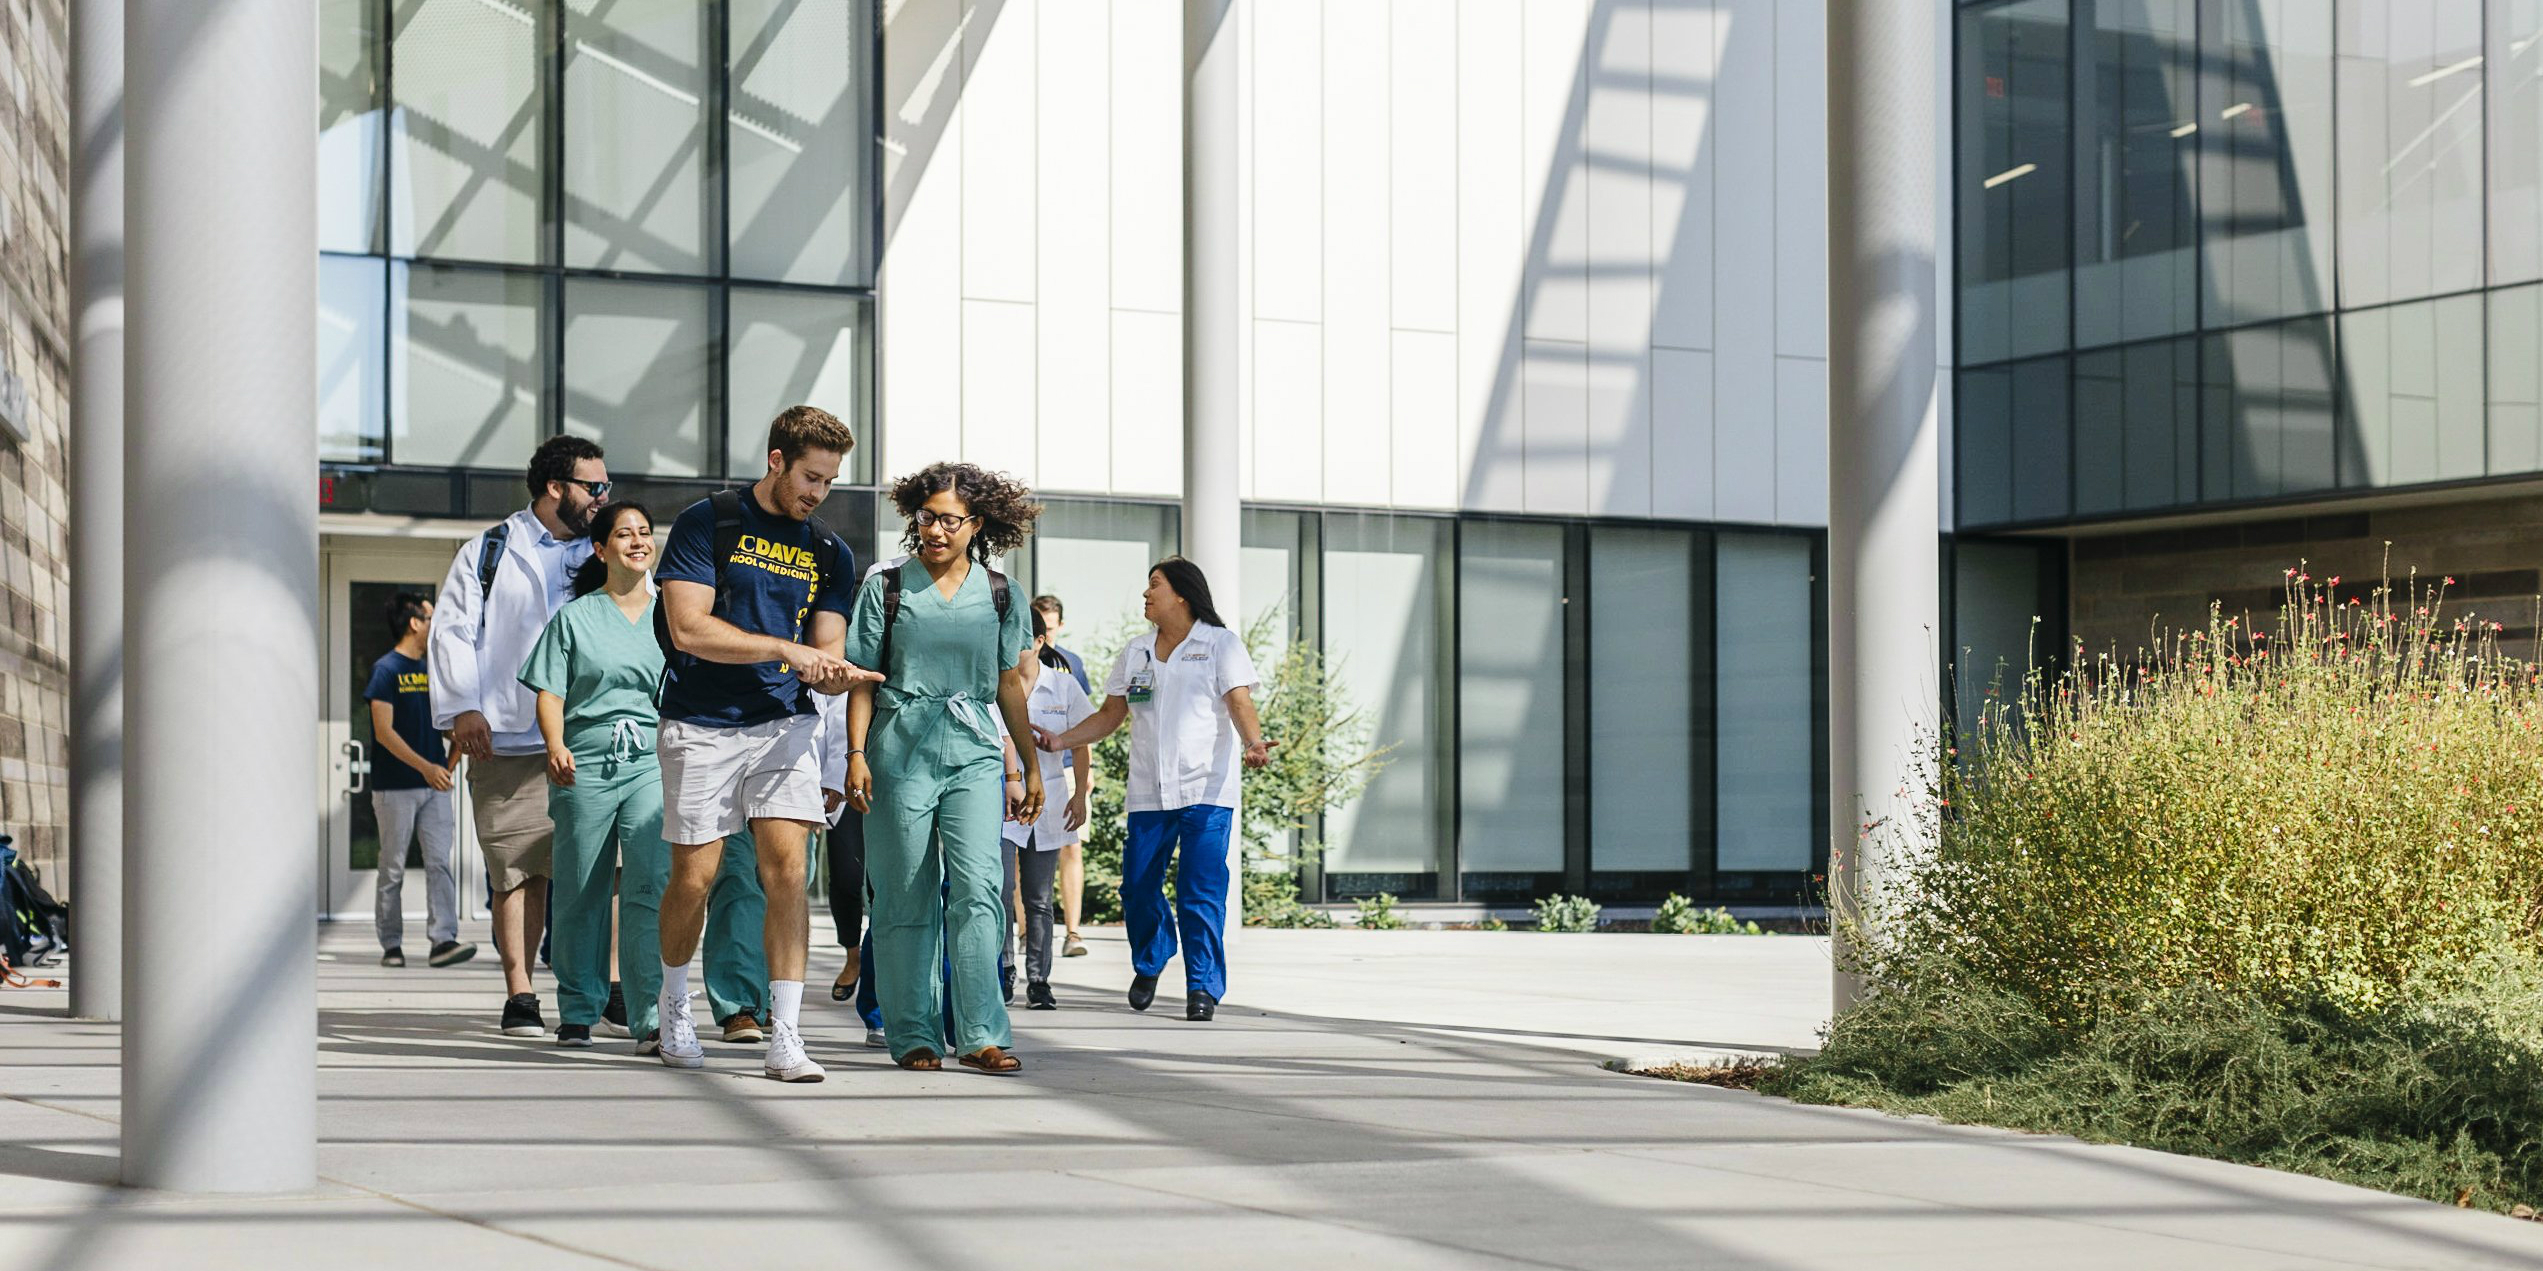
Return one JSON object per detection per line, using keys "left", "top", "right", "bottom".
{"left": 864, "top": 1027, "right": 890, "bottom": 1049}
{"left": 658, "top": 994, "right": 705, "bottom": 1070}
{"left": 763, "top": 1019, "right": 825, "bottom": 1083}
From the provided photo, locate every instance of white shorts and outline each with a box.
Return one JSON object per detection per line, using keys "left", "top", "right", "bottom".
{"left": 658, "top": 715, "right": 826, "bottom": 846}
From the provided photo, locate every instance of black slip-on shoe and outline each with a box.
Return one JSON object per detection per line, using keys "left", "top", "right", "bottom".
{"left": 556, "top": 1023, "right": 594, "bottom": 1048}
{"left": 427, "top": 940, "right": 477, "bottom": 968}
{"left": 380, "top": 948, "right": 405, "bottom": 968}
{"left": 1186, "top": 991, "right": 1217, "bottom": 1022}
{"left": 500, "top": 993, "right": 544, "bottom": 1038}
{"left": 1026, "top": 980, "right": 1057, "bottom": 1010}
{"left": 599, "top": 983, "right": 630, "bottom": 1037}
{"left": 1127, "top": 974, "right": 1158, "bottom": 1012}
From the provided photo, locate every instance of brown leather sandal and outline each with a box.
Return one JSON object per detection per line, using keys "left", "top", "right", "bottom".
{"left": 896, "top": 1048, "right": 941, "bottom": 1071}
{"left": 958, "top": 1045, "right": 1022, "bottom": 1075}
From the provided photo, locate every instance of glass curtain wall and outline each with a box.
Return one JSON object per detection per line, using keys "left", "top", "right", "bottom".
{"left": 1455, "top": 522, "right": 1569, "bottom": 901}
{"left": 1587, "top": 526, "right": 1709, "bottom": 900}
{"left": 1712, "top": 533, "right": 1819, "bottom": 895}
{"left": 318, "top": 0, "right": 876, "bottom": 502}
{"left": 1956, "top": 0, "right": 2543, "bottom": 528}
{"left": 1320, "top": 514, "right": 1453, "bottom": 900}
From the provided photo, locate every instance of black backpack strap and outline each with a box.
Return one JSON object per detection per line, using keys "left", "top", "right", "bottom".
{"left": 805, "top": 514, "right": 845, "bottom": 610}
{"left": 653, "top": 491, "right": 752, "bottom": 673}
{"left": 707, "top": 490, "right": 748, "bottom": 579}
{"left": 876, "top": 563, "right": 905, "bottom": 681}
{"left": 475, "top": 519, "right": 512, "bottom": 605}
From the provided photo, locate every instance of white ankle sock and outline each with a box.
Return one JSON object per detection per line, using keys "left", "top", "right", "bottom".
{"left": 770, "top": 980, "right": 803, "bottom": 1028}
{"left": 660, "top": 960, "right": 690, "bottom": 1009}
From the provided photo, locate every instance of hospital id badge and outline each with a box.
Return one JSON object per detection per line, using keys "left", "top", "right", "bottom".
{"left": 1126, "top": 671, "right": 1155, "bottom": 706}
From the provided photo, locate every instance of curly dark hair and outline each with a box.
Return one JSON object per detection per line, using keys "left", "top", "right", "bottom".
{"left": 526, "top": 434, "right": 605, "bottom": 500}
{"left": 889, "top": 462, "right": 1042, "bottom": 562}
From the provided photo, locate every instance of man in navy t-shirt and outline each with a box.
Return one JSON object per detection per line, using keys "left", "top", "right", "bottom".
{"left": 364, "top": 593, "right": 476, "bottom": 970}
{"left": 651, "top": 405, "right": 880, "bottom": 1082}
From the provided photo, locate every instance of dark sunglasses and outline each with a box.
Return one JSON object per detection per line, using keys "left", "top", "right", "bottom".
{"left": 566, "top": 479, "right": 613, "bottom": 499}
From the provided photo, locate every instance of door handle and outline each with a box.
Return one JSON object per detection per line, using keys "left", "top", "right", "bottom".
{"left": 342, "top": 739, "right": 370, "bottom": 797}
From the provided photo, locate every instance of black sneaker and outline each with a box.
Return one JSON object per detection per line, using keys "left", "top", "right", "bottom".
{"left": 556, "top": 1023, "right": 594, "bottom": 1048}
{"left": 500, "top": 993, "right": 544, "bottom": 1038}
{"left": 1127, "top": 974, "right": 1158, "bottom": 1012}
{"left": 1186, "top": 991, "right": 1217, "bottom": 1023}
{"left": 1026, "top": 980, "right": 1056, "bottom": 1010}
{"left": 1001, "top": 965, "right": 1016, "bottom": 1004}
{"left": 600, "top": 983, "right": 630, "bottom": 1038}
{"left": 380, "top": 948, "right": 405, "bottom": 968}
{"left": 427, "top": 939, "right": 477, "bottom": 968}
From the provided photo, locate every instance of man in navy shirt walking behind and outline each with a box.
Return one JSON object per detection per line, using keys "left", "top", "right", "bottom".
{"left": 365, "top": 593, "right": 476, "bottom": 971}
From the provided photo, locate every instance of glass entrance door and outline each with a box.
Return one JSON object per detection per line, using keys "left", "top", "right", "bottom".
{"left": 321, "top": 537, "right": 479, "bottom": 922}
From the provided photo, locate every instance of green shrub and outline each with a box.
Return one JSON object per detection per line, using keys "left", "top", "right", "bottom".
{"left": 1850, "top": 565, "right": 2543, "bottom": 1025}
{"left": 1354, "top": 892, "right": 1405, "bottom": 930}
{"left": 1650, "top": 893, "right": 1765, "bottom": 935}
{"left": 1245, "top": 868, "right": 1333, "bottom": 928}
{"left": 1480, "top": 916, "right": 1509, "bottom": 932}
{"left": 1767, "top": 962, "right": 2543, "bottom": 1212}
{"left": 1534, "top": 894, "right": 1601, "bottom": 933}
{"left": 1787, "top": 562, "right": 2543, "bottom": 1212}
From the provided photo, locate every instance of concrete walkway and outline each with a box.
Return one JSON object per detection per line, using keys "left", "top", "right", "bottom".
{"left": 3, "top": 924, "right": 2541, "bottom": 1269}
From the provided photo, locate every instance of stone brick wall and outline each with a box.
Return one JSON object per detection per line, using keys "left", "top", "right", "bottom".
{"left": 0, "top": 0, "right": 69, "bottom": 893}
{"left": 2068, "top": 494, "right": 2543, "bottom": 665}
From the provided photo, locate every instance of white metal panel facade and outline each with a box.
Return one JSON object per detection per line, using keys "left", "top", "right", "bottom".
{"left": 878, "top": 0, "right": 1835, "bottom": 528}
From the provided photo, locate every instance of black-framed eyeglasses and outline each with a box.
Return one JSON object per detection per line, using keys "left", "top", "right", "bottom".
{"left": 568, "top": 479, "right": 613, "bottom": 499}
{"left": 911, "top": 509, "right": 980, "bottom": 530}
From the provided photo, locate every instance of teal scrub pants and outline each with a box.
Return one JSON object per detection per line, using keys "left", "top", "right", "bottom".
{"left": 546, "top": 746, "right": 663, "bottom": 1029}
{"left": 704, "top": 828, "right": 769, "bottom": 1027}
{"left": 547, "top": 748, "right": 766, "bottom": 1035}
{"left": 865, "top": 724, "right": 1010, "bottom": 1060}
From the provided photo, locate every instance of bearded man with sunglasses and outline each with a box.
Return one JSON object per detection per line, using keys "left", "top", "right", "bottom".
{"left": 431, "top": 434, "right": 611, "bottom": 1038}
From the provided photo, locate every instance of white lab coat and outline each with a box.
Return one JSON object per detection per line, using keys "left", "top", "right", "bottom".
{"left": 428, "top": 507, "right": 592, "bottom": 755}
{"left": 1002, "top": 663, "right": 1096, "bottom": 849}
{"left": 1103, "top": 623, "right": 1259, "bottom": 814}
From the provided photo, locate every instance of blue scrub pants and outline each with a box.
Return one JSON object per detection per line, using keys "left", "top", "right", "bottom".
{"left": 1123, "top": 805, "right": 1235, "bottom": 1000}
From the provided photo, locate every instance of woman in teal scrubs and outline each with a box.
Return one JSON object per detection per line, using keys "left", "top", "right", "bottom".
{"left": 844, "top": 462, "right": 1042, "bottom": 1074}
{"left": 521, "top": 502, "right": 767, "bottom": 1048}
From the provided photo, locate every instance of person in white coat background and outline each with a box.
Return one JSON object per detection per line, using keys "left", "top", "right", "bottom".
{"left": 1036, "top": 557, "right": 1272, "bottom": 1023}
{"left": 1004, "top": 607, "right": 1093, "bottom": 1010}
{"left": 429, "top": 435, "right": 609, "bottom": 1037}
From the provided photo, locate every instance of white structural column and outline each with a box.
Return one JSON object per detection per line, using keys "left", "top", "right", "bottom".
{"left": 1824, "top": 0, "right": 1941, "bottom": 1013}
{"left": 1185, "top": 0, "right": 1242, "bottom": 927}
{"left": 122, "top": 0, "right": 319, "bottom": 1191}
{"left": 67, "top": 0, "right": 123, "bottom": 1023}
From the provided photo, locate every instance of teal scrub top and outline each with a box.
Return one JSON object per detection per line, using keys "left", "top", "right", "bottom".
{"left": 843, "top": 560, "right": 1034, "bottom": 766}
{"left": 518, "top": 590, "right": 666, "bottom": 756}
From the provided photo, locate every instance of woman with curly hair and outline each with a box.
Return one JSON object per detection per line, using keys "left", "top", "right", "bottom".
{"left": 842, "top": 462, "right": 1043, "bottom": 1073}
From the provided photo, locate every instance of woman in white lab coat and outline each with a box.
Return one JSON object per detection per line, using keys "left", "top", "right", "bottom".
{"left": 1036, "top": 558, "right": 1272, "bottom": 1022}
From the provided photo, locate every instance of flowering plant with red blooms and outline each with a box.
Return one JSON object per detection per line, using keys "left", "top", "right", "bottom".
{"left": 1842, "top": 552, "right": 2543, "bottom": 1026}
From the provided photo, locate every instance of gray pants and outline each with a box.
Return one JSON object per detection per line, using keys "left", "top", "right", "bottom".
{"left": 1003, "top": 839, "right": 1062, "bottom": 985}
{"left": 373, "top": 786, "right": 460, "bottom": 951}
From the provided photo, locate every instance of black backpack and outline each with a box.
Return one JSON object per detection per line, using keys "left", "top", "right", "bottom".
{"left": 871, "top": 556, "right": 1013, "bottom": 680}
{"left": 0, "top": 835, "right": 67, "bottom": 969}
{"left": 654, "top": 489, "right": 846, "bottom": 668}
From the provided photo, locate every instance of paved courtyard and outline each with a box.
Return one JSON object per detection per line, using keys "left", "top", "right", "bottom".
{"left": 3, "top": 923, "right": 2541, "bottom": 1269}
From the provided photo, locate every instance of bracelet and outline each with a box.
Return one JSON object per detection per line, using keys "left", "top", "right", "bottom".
{"left": 847, "top": 748, "right": 864, "bottom": 756}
